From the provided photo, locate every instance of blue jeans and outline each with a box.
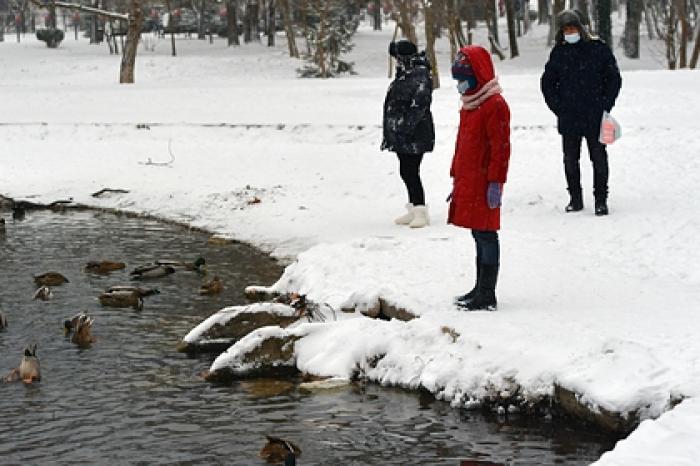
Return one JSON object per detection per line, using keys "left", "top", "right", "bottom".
{"left": 472, "top": 230, "right": 499, "bottom": 266}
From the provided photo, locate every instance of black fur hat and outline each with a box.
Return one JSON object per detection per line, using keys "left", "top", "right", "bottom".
{"left": 555, "top": 9, "right": 591, "bottom": 42}
{"left": 389, "top": 39, "right": 418, "bottom": 58}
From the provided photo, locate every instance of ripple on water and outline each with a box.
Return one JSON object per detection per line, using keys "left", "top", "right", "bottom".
{"left": 0, "top": 210, "right": 613, "bottom": 464}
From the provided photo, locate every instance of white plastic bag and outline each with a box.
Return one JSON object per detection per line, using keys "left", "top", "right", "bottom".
{"left": 599, "top": 111, "right": 622, "bottom": 145}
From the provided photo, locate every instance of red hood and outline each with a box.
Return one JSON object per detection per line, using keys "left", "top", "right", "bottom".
{"left": 458, "top": 45, "right": 496, "bottom": 92}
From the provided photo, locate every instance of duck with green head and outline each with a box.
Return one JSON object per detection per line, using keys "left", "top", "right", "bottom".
{"left": 99, "top": 289, "right": 144, "bottom": 310}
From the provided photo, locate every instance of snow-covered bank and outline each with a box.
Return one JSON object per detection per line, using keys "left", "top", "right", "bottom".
{"left": 2, "top": 25, "right": 699, "bottom": 463}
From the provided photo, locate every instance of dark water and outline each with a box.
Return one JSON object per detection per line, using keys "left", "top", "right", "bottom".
{"left": 0, "top": 210, "right": 614, "bottom": 465}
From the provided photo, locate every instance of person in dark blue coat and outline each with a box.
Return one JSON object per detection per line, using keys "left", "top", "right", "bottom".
{"left": 382, "top": 39, "right": 435, "bottom": 228}
{"left": 541, "top": 10, "right": 622, "bottom": 216}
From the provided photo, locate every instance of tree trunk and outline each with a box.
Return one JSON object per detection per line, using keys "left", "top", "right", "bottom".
{"left": 445, "top": 0, "right": 458, "bottom": 57}
{"left": 642, "top": 0, "right": 654, "bottom": 39}
{"left": 677, "top": 0, "right": 688, "bottom": 67}
{"left": 266, "top": 0, "right": 274, "bottom": 46}
{"left": 523, "top": 0, "right": 531, "bottom": 34}
{"left": 119, "top": 0, "right": 143, "bottom": 84}
{"left": 623, "top": 0, "right": 641, "bottom": 58}
{"left": 505, "top": 0, "right": 519, "bottom": 57}
{"left": 538, "top": 0, "right": 548, "bottom": 24}
{"left": 279, "top": 0, "right": 298, "bottom": 56}
{"left": 422, "top": 0, "right": 440, "bottom": 88}
{"left": 164, "top": 0, "right": 177, "bottom": 55}
{"left": 549, "top": 0, "right": 564, "bottom": 44}
{"left": 596, "top": 0, "right": 612, "bottom": 46}
{"left": 317, "top": 1, "right": 327, "bottom": 77}
{"left": 226, "top": 0, "right": 240, "bottom": 46}
{"left": 689, "top": 21, "right": 700, "bottom": 68}
{"left": 666, "top": 2, "right": 677, "bottom": 69}
{"left": 373, "top": 0, "right": 381, "bottom": 30}
{"left": 48, "top": 2, "right": 57, "bottom": 28}
{"left": 198, "top": 0, "right": 206, "bottom": 39}
{"left": 397, "top": 0, "right": 417, "bottom": 44}
{"left": 485, "top": 0, "right": 499, "bottom": 45}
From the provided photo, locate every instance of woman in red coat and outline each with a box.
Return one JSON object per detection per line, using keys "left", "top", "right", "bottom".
{"left": 449, "top": 45, "right": 511, "bottom": 311}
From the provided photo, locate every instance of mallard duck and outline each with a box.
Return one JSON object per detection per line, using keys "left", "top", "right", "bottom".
{"left": 34, "top": 272, "right": 69, "bottom": 287}
{"left": 4, "top": 344, "right": 41, "bottom": 384}
{"left": 64, "top": 312, "right": 83, "bottom": 336}
{"left": 71, "top": 314, "right": 95, "bottom": 347}
{"left": 130, "top": 264, "right": 176, "bottom": 280}
{"left": 84, "top": 260, "right": 126, "bottom": 274}
{"left": 259, "top": 436, "right": 300, "bottom": 464}
{"left": 33, "top": 286, "right": 53, "bottom": 301}
{"left": 199, "top": 276, "right": 223, "bottom": 295}
{"left": 155, "top": 257, "right": 206, "bottom": 273}
{"left": 99, "top": 290, "right": 144, "bottom": 310}
{"left": 0, "top": 311, "right": 7, "bottom": 330}
{"left": 106, "top": 285, "right": 160, "bottom": 298}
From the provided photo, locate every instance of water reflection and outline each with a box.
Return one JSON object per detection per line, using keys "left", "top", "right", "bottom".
{"left": 0, "top": 209, "right": 613, "bottom": 464}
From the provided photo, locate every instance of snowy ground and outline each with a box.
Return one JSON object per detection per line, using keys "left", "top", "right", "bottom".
{"left": 1, "top": 17, "right": 699, "bottom": 464}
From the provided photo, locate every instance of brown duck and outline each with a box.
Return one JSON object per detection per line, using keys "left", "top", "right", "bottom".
{"left": 99, "top": 289, "right": 144, "bottom": 310}
{"left": 84, "top": 260, "right": 126, "bottom": 274}
{"left": 69, "top": 314, "right": 95, "bottom": 348}
{"left": 199, "top": 276, "right": 223, "bottom": 295}
{"left": 259, "top": 436, "right": 300, "bottom": 464}
{"left": 34, "top": 272, "right": 69, "bottom": 287}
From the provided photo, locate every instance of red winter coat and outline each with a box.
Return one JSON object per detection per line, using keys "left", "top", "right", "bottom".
{"left": 448, "top": 46, "right": 511, "bottom": 231}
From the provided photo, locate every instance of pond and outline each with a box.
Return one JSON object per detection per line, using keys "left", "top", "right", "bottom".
{"left": 0, "top": 209, "right": 615, "bottom": 464}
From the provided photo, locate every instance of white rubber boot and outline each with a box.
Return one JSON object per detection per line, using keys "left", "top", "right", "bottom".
{"left": 394, "top": 203, "right": 414, "bottom": 225}
{"left": 409, "top": 205, "right": 429, "bottom": 228}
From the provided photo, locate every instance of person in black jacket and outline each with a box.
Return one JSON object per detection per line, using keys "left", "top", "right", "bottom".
{"left": 541, "top": 10, "right": 622, "bottom": 216}
{"left": 382, "top": 39, "right": 435, "bottom": 228}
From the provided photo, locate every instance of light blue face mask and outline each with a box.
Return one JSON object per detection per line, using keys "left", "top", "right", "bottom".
{"left": 457, "top": 81, "right": 471, "bottom": 94}
{"left": 564, "top": 32, "right": 581, "bottom": 44}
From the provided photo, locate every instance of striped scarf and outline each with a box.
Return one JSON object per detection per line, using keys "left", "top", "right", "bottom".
{"left": 461, "top": 77, "right": 502, "bottom": 110}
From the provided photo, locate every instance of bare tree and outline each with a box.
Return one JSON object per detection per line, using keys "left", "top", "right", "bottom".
{"left": 395, "top": 0, "right": 418, "bottom": 44}
{"left": 596, "top": 0, "right": 612, "bottom": 46}
{"left": 226, "top": 0, "right": 239, "bottom": 46}
{"left": 278, "top": 0, "right": 298, "bottom": 56}
{"left": 119, "top": 0, "right": 143, "bottom": 83}
{"left": 422, "top": 0, "right": 440, "bottom": 88}
{"left": 505, "top": 0, "right": 519, "bottom": 57}
{"left": 623, "top": 0, "right": 642, "bottom": 58}
{"left": 164, "top": 0, "right": 177, "bottom": 55}
{"left": 690, "top": 20, "right": 700, "bottom": 68}
{"left": 677, "top": 0, "right": 688, "bottom": 67}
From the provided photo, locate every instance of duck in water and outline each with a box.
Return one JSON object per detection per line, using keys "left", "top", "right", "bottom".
{"left": 199, "top": 276, "right": 223, "bottom": 295}
{"left": 66, "top": 313, "right": 96, "bottom": 348}
{"left": 84, "top": 260, "right": 126, "bottom": 274}
{"left": 34, "top": 272, "right": 69, "bottom": 287}
{"left": 99, "top": 289, "right": 144, "bottom": 310}
{"left": 130, "top": 264, "right": 176, "bottom": 280}
{"left": 33, "top": 286, "right": 53, "bottom": 301}
{"left": 5, "top": 344, "right": 41, "bottom": 384}
{"left": 155, "top": 257, "right": 206, "bottom": 274}
{"left": 259, "top": 436, "right": 300, "bottom": 465}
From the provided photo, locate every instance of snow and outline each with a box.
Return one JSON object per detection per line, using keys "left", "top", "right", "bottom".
{"left": 1, "top": 16, "right": 699, "bottom": 463}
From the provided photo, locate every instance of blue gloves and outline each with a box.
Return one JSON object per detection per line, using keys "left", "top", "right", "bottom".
{"left": 487, "top": 182, "right": 503, "bottom": 209}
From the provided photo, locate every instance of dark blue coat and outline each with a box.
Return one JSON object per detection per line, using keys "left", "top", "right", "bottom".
{"left": 381, "top": 52, "right": 435, "bottom": 155}
{"left": 541, "top": 39, "right": 622, "bottom": 137}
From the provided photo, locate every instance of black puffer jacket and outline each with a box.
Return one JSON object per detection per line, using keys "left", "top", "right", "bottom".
{"left": 541, "top": 38, "right": 622, "bottom": 137}
{"left": 381, "top": 52, "right": 435, "bottom": 155}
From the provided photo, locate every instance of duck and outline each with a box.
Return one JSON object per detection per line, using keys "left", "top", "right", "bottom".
{"left": 99, "top": 289, "right": 144, "bottom": 310}
{"left": 199, "top": 276, "right": 223, "bottom": 295}
{"left": 34, "top": 272, "right": 69, "bottom": 287}
{"left": 155, "top": 257, "right": 206, "bottom": 274}
{"left": 4, "top": 344, "right": 41, "bottom": 384}
{"left": 0, "top": 311, "right": 7, "bottom": 330}
{"left": 129, "top": 264, "right": 176, "bottom": 280}
{"left": 70, "top": 314, "right": 95, "bottom": 348}
{"left": 106, "top": 285, "right": 160, "bottom": 298}
{"left": 84, "top": 260, "right": 126, "bottom": 274}
{"left": 64, "top": 312, "right": 83, "bottom": 336}
{"left": 33, "top": 286, "right": 53, "bottom": 301}
{"left": 259, "top": 436, "right": 300, "bottom": 465}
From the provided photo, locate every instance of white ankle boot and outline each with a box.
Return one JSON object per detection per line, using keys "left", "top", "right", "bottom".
{"left": 409, "top": 205, "right": 429, "bottom": 228}
{"left": 394, "top": 203, "right": 414, "bottom": 225}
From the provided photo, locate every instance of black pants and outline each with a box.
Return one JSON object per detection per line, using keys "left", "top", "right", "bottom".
{"left": 562, "top": 134, "right": 609, "bottom": 200}
{"left": 472, "top": 230, "right": 499, "bottom": 266}
{"left": 397, "top": 153, "right": 425, "bottom": 206}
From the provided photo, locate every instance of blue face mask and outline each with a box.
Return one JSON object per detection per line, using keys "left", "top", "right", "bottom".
{"left": 456, "top": 76, "right": 477, "bottom": 94}
{"left": 564, "top": 32, "right": 581, "bottom": 44}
